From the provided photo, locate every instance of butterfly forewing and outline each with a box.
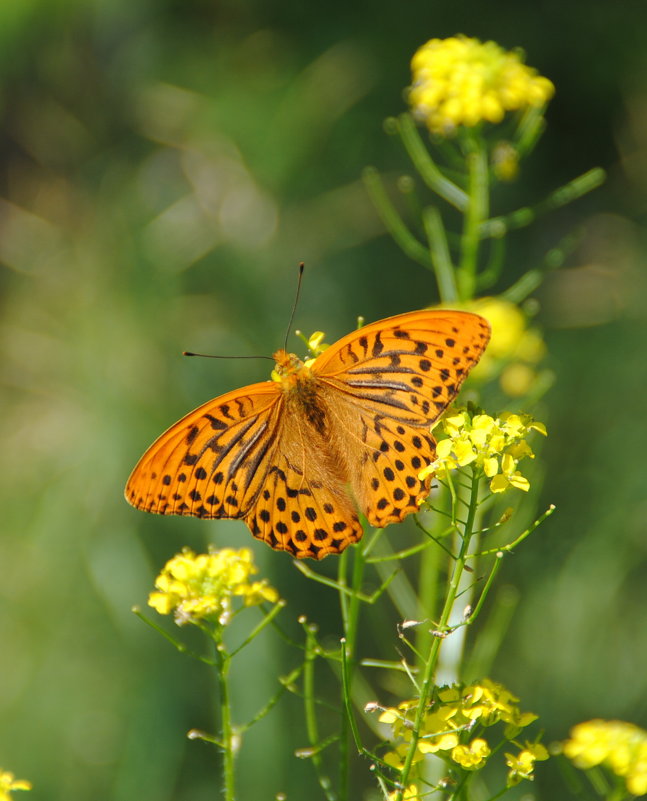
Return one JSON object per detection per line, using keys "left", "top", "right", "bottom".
{"left": 312, "top": 310, "right": 491, "bottom": 527}
{"left": 125, "top": 382, "right": 283, "bottom": 519}
{"left": 313, "top": 310, "right": 491, "bottom": 426}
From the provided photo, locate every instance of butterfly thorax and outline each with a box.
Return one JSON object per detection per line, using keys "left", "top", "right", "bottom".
{"left": 272, "top": 348, "right": 327, "bottom": 434}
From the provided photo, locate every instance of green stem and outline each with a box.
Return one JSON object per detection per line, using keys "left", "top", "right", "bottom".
{"left": 338, "top": 546, "right": 366, "bottom": 801}
{"left": 396, "top": 468, "right": 481, "bottom": 800}
{"left": 303, "top": 625, "right": 319, "bottom": 748}
{"left": 459, "top": 134, "right": 489, "bottom": 300}
{"left": 214, "top": 633, "right": 235, "bottom": 801}
{"left": 476, "top": 235, "right": 505, "bottom": 291}
{"left": 469, "top": 504, "right": 556, "bottom": 557}
{"left": 303, "top": 623, "right": 336, "bottom": 801}
{"left": 340, "top": 639, "right": 363, "bottom": 753}
{"left": 362, "top": 167, "right": 433, "bottom": 269}
{"left": 480, "top": 167, "right": 606, "bottom": 240}
{"left": 396, "top": 113, "right": 469, "bottom": 211}
{"left": 467, "top": 552, "right": 503, "bottom": 623}
{"left": 415, "top": 507, "right": 445, "bottom": 666}
{"left": 229, "top": 600, "right": 286, "bottom": 657}
{"left": 345, "top": 548, "right": 366, "bottom": 660}
{"left": 422, "top": 206, "right": 458, "bottom": 303}
{"left": 458, "top": 135, "right": 489, "bottom": 300}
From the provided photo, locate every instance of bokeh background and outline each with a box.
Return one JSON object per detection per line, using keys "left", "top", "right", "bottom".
{"left": 1, "top": 1, "right": 646, "bottom": 799}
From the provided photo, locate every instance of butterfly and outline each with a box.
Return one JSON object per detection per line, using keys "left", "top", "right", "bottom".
{"left": 125, "top": 310, "right": 490, "bottom": 559}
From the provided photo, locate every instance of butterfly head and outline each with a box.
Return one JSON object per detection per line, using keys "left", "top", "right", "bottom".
{"left": 271, "top": 349, "right": 312, "bottom": 391}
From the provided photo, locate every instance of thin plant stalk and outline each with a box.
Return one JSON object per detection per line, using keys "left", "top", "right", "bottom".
{"left": 458, "top": 134, "right": 489, "bottom": 299}
{"left": 395, "top": 467, "right": 482, "bottom": 799}
{"left": 213, "top": 630, "right": 236, "bottom": 801}
{"left": 338, "top": 543, "right": 367, "bottom": 801}
{"left": 303, "top": 621, "right": 336, "bottom": 801}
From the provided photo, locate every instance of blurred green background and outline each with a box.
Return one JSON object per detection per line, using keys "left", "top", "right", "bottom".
{"left": 1, "top": 1, "right": 646, "bottom": 799}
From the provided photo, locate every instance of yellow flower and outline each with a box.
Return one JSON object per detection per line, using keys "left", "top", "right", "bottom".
{"left": 457, "top": 679, "right": 538, "bottom": 729}
{"left": 418, "top": 730, "right": 460, "bottom": 754}
{"left": 383, "top": 744, "right": 424, "bottom": 770}
{"left": 564, "top": 720, "right": 647, "bottom": 796}
{"left": 0, "top": 770, "right": 31, "bottom": 800}
{"left": 505, "top": 742, "right": 549, "bottom": 786}
{"left": 409, "top": 36, "right": 554, "bottom": 135}
{"left": 306, "top": 331, "right": 329, "bottom": 356}
{"left": 423, "top": 408, "right": 546, "bottom": 493}
{"left": 148, "top": 547, "right": 279, "bottom": 626}
{"left": 452, "top": 738, "right": 490, "bottom": 769}
{"left": 387, "top": 784, "right": 421, "bottom": 801}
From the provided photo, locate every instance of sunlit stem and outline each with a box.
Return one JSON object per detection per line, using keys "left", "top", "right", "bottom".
{"left": 395, "top": 468, "right": 481, "bottom": 800}
{"left": 415, "top": 499, "right": 445, "bottom": 663}
{"left": 213, "top": 630, "right": 235, "bottom": 801}
{"left": 229, "top": 600, "right": 286, "bottom": 657}
{"left": 464, "top": 584, "right": 519, "bottom": 679}
{"left": 132, "top": 607, "right": 216, "bottom": 665}
{"left": 302, "top": 621, "right": 336, "bottom": 801}
{"left": 341, "top": 638, "right": 363, "bottom": 753}
{"left": 469, "top": 504, "right": 556, "bottom": 558}
{"left": 436, "top": 489, "right": 484, "bottom": 684}
{"left": 338, "top": 545, "right": 367, "bottom": 801}
{"left": 395, "top": 113, "right": 469, "bottom": 211}
{"left": 480, "top": 167, "right": 606, "bottom": 240}
{"left": 458, "top": 133, "right": 489, "bottom": 300}
{"left": 467, "top": 551, "right": 503, "bottom": 623}
{"left": 423, "top": 205, "right": 458, "bottom": 303}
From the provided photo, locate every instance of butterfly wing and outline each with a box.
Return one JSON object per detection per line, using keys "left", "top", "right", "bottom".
{"left": 242, "top": 410, "right": 363, "bottom": 559}
{"left": 125, "top": 382, "right": 284, "bottom": 519}
{"left": 126, "top": 309, "right": 490, "bottom": 558}
{"left": 125, "top": 379, "right": 363, "bottom": 558}
{"left": 311, "top": 310, "right": 491, "bottom": 527}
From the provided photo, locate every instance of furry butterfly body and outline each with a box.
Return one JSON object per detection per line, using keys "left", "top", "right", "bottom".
{"left": 125, "top": 310, "right": 490, "bottom": 559}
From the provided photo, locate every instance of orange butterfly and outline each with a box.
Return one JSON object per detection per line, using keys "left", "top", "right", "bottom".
{"left": 125, "top": 310, "right": 490, "bottom": 559}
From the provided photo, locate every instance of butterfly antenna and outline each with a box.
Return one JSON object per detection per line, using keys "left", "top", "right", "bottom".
{"left": 283, "top": 262, "right": 305, "bottom": 351}
{"left": 183, "top": 352, "right": 273, "bottom": 361}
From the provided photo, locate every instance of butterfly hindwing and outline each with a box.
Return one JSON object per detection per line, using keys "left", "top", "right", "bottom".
{"left": 244, "top": 410, "right": 363, "bottom": 559}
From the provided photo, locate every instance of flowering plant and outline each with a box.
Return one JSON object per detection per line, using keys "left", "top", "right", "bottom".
{"left": 131, "top": 33, "right": 624, "bottom": 801}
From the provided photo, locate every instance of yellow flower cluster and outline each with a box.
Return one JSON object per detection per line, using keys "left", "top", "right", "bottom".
{"left": 0, "top": 769, "right": 31, "bottom": 801}
{"left": 564, "top": 720, "right": 647, "bottom": 796}
{"left": 148, "top": 547, "right": 279, "bottom": 626}
{"left": 421, "top": 408, "right": 546, "bottom": 493}
{"left": 377, "top": 679, "right": 544, "bottom": 786}
{"left": 409, "top": 36, "right": 555, "bottom": 135}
